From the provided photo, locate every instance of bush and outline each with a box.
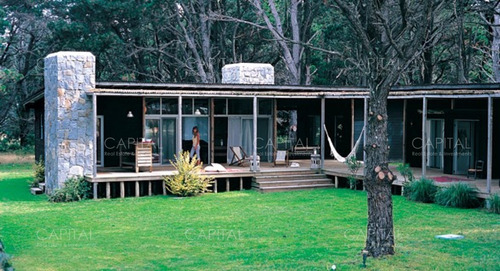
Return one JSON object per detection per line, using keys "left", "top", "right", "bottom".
{"left": 0, "top": 239, "right": 13, "bottom": 271}
{"left": 396, "top": 163, "right": 415, "bottom": 198}
{"left": 164, "top": 151, "right": 213, "bottom": 197}
{"left": 487, "top": 193, "right": 500, "bottom": 214}
{"left": 48, "top": 177, "right": 92, "bottom": 202}
{"left": 435, "top": 182, "right": 480, "bottom": 209}
{"left": 406, "top": 178, "right": 438, "bottom": 203}
{"left": 345, "top": 156, "right": 362, "bottom": 190}
{"left": 32, "top": 159, "right": 45, "bottom": 187}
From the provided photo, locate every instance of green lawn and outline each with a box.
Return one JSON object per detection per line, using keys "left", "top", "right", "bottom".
{"left": 0, "top": 163, "right": 498, "bottom": 271}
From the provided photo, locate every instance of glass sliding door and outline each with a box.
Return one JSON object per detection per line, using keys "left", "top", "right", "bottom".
{"left": 453, "top": 120, "right": 475, "bottom": 175}
{"left": 427, "top": 119, "right": 444, "bottom": 169}
{"left": 182, "top": 116, "right": 209, "bottom": 164}
{"left": 96, "top": 115, "right": 104, "bottom": 167}
{"left": 162, "top": 118, "right": 177, "bottom": 163}
{"left": 144, "top": 118, "right": 161, "bottom": 164}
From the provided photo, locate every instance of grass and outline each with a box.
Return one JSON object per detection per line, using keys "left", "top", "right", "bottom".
{"left": 0, "top": 163, "right": 499, "bottom": 270}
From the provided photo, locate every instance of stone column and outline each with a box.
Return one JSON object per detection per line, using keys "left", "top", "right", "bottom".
{"left": 44, "top": 52, "right": 95, "bottom": 193}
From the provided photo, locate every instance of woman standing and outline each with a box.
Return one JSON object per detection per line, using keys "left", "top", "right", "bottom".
{"left": 190, "top": 126, "right": 201, "bottom": 164}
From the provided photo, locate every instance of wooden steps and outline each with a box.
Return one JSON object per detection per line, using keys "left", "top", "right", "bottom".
{"left": 252, "top": 171, "right": 333, "bottom": 192}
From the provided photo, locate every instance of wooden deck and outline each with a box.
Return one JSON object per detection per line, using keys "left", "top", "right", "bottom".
{"left": 86, "top": 160, "right": 499, "bottom": 199}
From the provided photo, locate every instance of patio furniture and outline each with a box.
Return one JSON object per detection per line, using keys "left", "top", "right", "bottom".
{"left": 467, "top": 160, "right": 484, "bottom": 179}
{"left": 121, "top": 143, "right": 153, "bottom": 173}
{"left": 274, "top": 149, "right": 289, "bottom": 167}
{"left": 229, "top": 146, "right": 249, "bottom": 166}
{"left": 229, "top": 146, "right": 260, "bottom": 168}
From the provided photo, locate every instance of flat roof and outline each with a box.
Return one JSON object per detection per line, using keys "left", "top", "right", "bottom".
{"left": 91, "top": 82, "right": 500, "bottom": 99}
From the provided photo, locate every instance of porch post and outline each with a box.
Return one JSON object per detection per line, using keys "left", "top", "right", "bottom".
{"left": 363, "top": 98, "right": 368, "bottom": 163}
{"left": 177, "top": 95, "right": 182, "bottom": 154}
{"left": 252, "top": 96, "right": 258, "bottom": 172}
{"left": 422, "top": 96, "right": 427, "bottom": 178}
{"left": 487, "top": 96, "right": 493, "bottom": 195}
{"left": 320, "top": 97, "right": 325, "bottom": 169}
{"left": 92, "top": 93, "right": 97, "bottom": 178}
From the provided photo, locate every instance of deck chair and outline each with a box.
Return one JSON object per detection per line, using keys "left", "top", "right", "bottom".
{"left": 274, "top": 149, "right": 289, "bottom": 167}
{"left": 467, "top": 160, "right": 484, "bottom": 179}
{"left": 229, "top": 146, "right": 249, "bottom": 166}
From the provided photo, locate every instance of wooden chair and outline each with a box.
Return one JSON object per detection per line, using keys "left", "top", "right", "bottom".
{"left": 134, "top": 143, "right": 153, "bottom": 173}
{"left": 467, "top": 160, "right": 484, "bottom": 179}
{"left": 274, "top": 149, "right": 289, "bottom": 167}
{"left": 229, "top": 146, "right": 248, "bottom": 166}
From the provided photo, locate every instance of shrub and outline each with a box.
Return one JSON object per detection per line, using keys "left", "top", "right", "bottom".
{"left": 407, "top": 178, "right": 438, "bottom": 203}
{"left": 48, "top": 177, "right": 92, "bottom": 202}
{"left": 345, "top": 156, "right": 362, "bottom": 190}
{"left": 487, "top": 193, "right": 500, "bottom": 214}
{"left": 435, "top": 182, "right": 480, "bottom": 208}
{"left": 0, "top": 239, "right": 13, "bottom": 271}
{"left": 164, "top": 151, "right": 213, "bottom": 197}
{"left": 396, "top": 163, "right": 415, "bottom": 198}
{"left": 32, "top": 159, "right": 45, "bottom": 187}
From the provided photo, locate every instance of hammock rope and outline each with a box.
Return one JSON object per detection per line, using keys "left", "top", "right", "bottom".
{"left": 324, "top": 124, "right": 365, "bottom": 163}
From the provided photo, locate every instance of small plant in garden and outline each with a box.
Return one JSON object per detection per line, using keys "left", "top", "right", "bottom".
{"left": 435, "top": 182, "right": 480, "bottom": 209}
{"left": 31, "top": 158, "right": 45, "bottom": 187}
{"left": 396, "top": 163, "right": 415, "bottom": 198}
{"left": 345, "top": 156, "right": 362, "bottom": 190}
{"left": 407, "top": 178, "right": 438, "bottom": 203}
{"left": 164, "top": 151, "right": 213, "bottom": 197}
{"left": 0, "top": 239, "right": 14, "bottom": 271}
{"left": 488, "top": 193, "right": 500, "bottom": 214}
{"left": 48, "top": 176, "right": 92, "bottom": 202}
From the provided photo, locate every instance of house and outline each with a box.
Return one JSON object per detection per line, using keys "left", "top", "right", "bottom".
{"left": 24, "top": 51, "right": 499, "bottom": 198}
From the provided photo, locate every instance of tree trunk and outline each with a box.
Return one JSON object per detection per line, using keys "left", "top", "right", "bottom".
{"left": 364, "top": 86, "right": 395, "bottom": 257}
{"left": 493, "top": 4, "right": 500, "bottom": 82}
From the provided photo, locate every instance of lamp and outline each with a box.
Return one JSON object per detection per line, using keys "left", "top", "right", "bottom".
{"left": 194, "top": 109, "right": 201, "bottom": 115}
{"left": 127, "top": 111, "right": 134, "bottom": 118}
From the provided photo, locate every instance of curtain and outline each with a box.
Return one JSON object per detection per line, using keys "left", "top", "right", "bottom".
{"left": 227, "top": 117, "right": 242, "bottom": 163}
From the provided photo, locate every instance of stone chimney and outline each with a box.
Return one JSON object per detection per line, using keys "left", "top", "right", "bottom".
{"left": 221, "top": 63, "right": 274, "bottom": 84}
{"left": 44, "top": 52, "right": 95, "bottom": 193}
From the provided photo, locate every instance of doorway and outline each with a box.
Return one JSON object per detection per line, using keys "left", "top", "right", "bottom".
{"left": 453, "top": 120, "right": 476, "bottom": 175}
{"left": 427, "top": 119, "right": 444, "bottom": 169}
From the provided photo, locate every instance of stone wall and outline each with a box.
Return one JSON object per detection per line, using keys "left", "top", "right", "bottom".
{"left": 44, "top": 52, "right": 95, "bottom": 193}
{"left": 221, "top": 63, "right": 274, "bottom": 84}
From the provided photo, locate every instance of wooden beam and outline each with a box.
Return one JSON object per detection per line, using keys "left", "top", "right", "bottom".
{"left": 320, "top": 97, "right": 325, "bottom": 169}
{"left": 487, "top": 96, "right": 493, "bottom": 195}
{"left": 210, "top": 98, "right": 215, "bottom": 164}
{"left": 252, "top": 96, "right": 258, "bottom": 172}
{"left": 240, "top": 177, "right": 243, "bottom": 190}
{"left": 120, "top": 181, "right": 125, "bottom": 198}
{"left": 135, "top": 181, "right": 140, "bottom": 197}
{"left": 351, "top": 99, "right": 355, "bottom": 149}
{"left": 92, "top": 94, "right": 97, "bottom": 178}
{"left": 422, "top": 97, "right": 427, "bottom": 178}
{"left": 363, "top": 98, "right": 368, "bottom": 164}
{"left": 402, "top": 99, "right": 407, "bottom": 164}
{"left": 214, "top": 179, "right": 218, "bottom": 193}
{"left": 148, "top": 181, "right": 152, "bottom": 196}
{"left": 273, "top": 99, "right": 278, "bottom": 161}
{"left": 177, "top": 95, "right": 183, "bottom": 154}
{"left": 226, "top": 178, "right": 230, "bottom": 192}
{"left": 162, "top": 181, "right": 166, "bottom": 195}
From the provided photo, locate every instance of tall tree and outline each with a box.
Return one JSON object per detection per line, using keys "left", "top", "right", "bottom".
{"left": 331, "top": 0, "right": 440, "bottom": 257}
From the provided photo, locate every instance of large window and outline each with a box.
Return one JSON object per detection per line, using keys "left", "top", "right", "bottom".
{"left": 145, "top": 98, "right": 178, "bottom": 115}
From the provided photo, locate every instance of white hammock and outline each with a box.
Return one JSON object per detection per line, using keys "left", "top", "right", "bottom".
{"left": 324, "top": 124, "right": 365, "bottom": 163}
